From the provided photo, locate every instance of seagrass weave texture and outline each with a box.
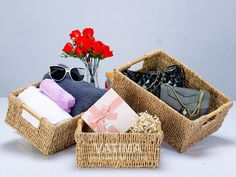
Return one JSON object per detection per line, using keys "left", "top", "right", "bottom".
{"left": 112, "top": 50, "right": 233, "bottom": 152}
{"left": 75, "top": 118, "right": 163, "bottom": 168}
{"left": 5, "top": 82, "right": 80, "bottom": 155}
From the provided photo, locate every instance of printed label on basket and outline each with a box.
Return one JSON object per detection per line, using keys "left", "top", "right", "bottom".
{"left": 86, "top": 143, "right": 150, "bottom": 161}
{"left": 21, "top": 110, "right": 40, "bottom": 128}
{"left": 94, "top": 143, "right": 142, "bottom": 153}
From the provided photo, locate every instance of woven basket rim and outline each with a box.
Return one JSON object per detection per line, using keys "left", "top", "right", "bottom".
{"left": 76, "top": 131, "right": 163, "bottom": 135}
{"left": 74, "top": 118, "right": 164, "bottom": 142}
{"left": 10, "top": 81, "right": 41, "bottom": 96}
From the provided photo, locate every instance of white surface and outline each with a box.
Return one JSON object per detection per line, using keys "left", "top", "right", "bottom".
{"left": 0, "top": 97, "right": 235, "bottom": 177}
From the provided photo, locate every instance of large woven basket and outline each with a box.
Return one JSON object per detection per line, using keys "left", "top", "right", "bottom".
{"left": 5, "top": 82, "right": 80, "bottom": 155}
{"left": 112, "top": 50, "right": 233, "bottom": 152}
{"left": 75, "top": 118, "right": 163, "bottom": 168}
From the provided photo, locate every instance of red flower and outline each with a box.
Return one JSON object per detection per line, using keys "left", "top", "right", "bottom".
{"left": 83, "top": 37, "right": 95, "bottom": 52}
{"left": 63, "top": 42, "right": 74, "bottom": 54}
{"left": 75, "top": 36, "right": 95, "bottom": 53}
{"left": 100, "top": 44, "right": 113, "bottom": 59}
{"left": 92, "top": 41, "right": 105, "bottom": 55}
{"left": 75, "top": 36, "right": 87, "bottom": 48}
{"left": 62, "top": 27, "right": 113, "bottom": 60}
{"left": 82, "top": 28, "right": 94, "bottom": 38}
{"left": 101, "top": 50, "right": 113, "bottom": 59}
{"left": 70, "top": 30, "right": 81, "bottom": 40}
{"left": 75, "top": 46, "right": 85, "bottom": 58}
{"left": 103, "top": 45, "right": 110, "bottom": 52}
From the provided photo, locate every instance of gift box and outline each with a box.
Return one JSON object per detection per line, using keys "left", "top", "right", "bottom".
{"left": 112, "top": 50, "right": 233, "bottom": 152}
{"left": 81, "top": 88, "right": 137, "bottom": 133}
{"left": 5, "top": 82, "right": 80, "bottom": 155}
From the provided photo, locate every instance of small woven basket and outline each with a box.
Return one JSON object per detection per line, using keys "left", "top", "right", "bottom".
{"left": 75, "top": 118, "right": 163, "bottom": 168}
{"left": 112, "top": 50, "right": 233, "bottom": 152}
{"left": 5, "top": 82, "right": 80, "bottom": 155}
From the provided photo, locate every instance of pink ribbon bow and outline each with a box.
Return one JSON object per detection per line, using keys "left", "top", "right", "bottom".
{"left": 87, "top": 96, "right": 123, "bottom": 133}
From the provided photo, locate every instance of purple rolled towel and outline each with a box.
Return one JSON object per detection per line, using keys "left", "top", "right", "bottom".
{"left": 39, "top": 79, "right": 75, "bottom": 113}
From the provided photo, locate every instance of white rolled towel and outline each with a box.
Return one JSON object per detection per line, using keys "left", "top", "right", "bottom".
{"left": 18, "top": 86, "right": 72, "bottom": 124}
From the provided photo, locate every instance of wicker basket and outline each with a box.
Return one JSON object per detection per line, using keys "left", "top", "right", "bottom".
{"left": 75, "top": 118, "right": 163, "bottom": 168}
{"left": 112, "top": 50, "right": 233, "bottom": 152}
{"left": 5, "top": 82, "right": 80, "bottom": 155}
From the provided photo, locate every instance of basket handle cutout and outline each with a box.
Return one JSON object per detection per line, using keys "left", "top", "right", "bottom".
{"left": 20, "top": 104, "right": 42, "bottom": 128}
{"left": 202, "top": 115, "right": 216, "bottom": 127}
{"left": 128, "top": 60, "right": 144, "bottom": 71}
{"left": 116, "top": 56, "right": 145, "bottom": 71}
{"left": 21, "top": 104, "right": 42, "bottom": 121}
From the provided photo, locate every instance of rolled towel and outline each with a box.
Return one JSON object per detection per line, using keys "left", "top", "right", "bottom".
{"left": 18, "top": 86, "right": 72, "bottom": 124}
{"left": 43, "top": 66, "right": 106, "bottom": 116}
{"left": 40, "top": 79, "right": 75, "bottom": 113}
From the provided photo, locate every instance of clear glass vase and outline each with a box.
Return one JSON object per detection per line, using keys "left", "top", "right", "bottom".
{"left": 84, "top": 57, "right": 100, "bottom": 88}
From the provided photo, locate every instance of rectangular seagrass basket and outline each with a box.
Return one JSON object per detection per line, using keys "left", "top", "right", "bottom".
{"left": 112, "top": 50, "right": 233, "bottom": 152}
{"left": 75, "top": 118, "right": 163, "bottom": 168}
{"left": 5, "top": 82, "right": 80, "bottom": 155}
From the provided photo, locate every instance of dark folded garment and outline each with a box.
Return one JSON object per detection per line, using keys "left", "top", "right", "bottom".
{"left": 43, "top": 65, "right": 106, "bottom": 116}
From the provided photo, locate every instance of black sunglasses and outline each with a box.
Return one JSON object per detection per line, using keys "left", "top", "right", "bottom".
{"left": 49, "top": 66, "right": 85, "bottom": 81}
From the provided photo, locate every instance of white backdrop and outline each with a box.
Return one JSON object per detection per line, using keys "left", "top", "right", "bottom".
{"left": 0, "top": 0, "right": 235, "bottom": 99}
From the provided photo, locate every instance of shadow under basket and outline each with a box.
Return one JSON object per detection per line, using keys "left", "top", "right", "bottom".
{"left": 112, "top": 50, "right": 233, "bottom": 152}
{"left": 75, "top": 118, "right": 163, "bottom": 168}
{"left": 5, "top": 82, "right": 80, "bottom": 155}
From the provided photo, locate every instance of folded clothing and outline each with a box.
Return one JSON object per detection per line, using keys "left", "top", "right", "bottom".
{"left": 40, "top": 79, "right": 75, "bottom": 113}
{"left": 44, "top": 70, "right": 106, "bottom": 116}
{"left": 18, "top": 86, "right": 72, "bottom": 124}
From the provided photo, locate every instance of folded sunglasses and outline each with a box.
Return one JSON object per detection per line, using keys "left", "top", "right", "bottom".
{"left": 49, "top": 66, "right": 85, "bottom": 81}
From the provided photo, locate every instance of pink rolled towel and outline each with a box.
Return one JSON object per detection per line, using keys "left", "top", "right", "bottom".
{"left": 40, "top": 79, "right": 75, "bottom": 113}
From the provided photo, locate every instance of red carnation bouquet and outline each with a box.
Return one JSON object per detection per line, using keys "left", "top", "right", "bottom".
{"left": 61, "top": 28, "right": 113, "bottom": 87}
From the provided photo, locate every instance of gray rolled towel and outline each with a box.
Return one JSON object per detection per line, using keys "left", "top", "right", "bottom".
{"left": 43, "top": 64, "right": 106, "bottom": 116}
